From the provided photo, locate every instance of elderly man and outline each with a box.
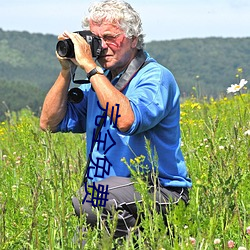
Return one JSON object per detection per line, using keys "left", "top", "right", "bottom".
{"left": 40, "top": 0, "right": 192, "bottom": 241}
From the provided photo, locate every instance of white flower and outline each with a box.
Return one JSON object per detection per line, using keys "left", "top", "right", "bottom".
{"left": 227, "top": 79, "right": 248, "bottom": 93}
{"left": 20, "top": 207, "right": 25, "bottom": 214}
{"left": 238, "top": 247, "right": 246, "bottom": 250}
{"left": 244, "top": 130, "right": 250, "bottom": 136}
{"left": 214, "top": 238, "right": 221, "bottom": 244}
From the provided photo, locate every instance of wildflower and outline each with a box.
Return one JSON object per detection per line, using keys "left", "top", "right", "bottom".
{"left": 227, "top": 79, "right": 248, "bottom": 93}
{"left": 189, "top": 237, "right": 196, "bottom": 246}
{"left": 12, "top": 185, "right": 17, "bottom": 192}
{"left": 121, "top": 157, "right": 126, "bottom": 163}
{"left": 191, "top": 103, "right": 201, "bottom": 109}
{"left": 130, "top": 159, "right": 135, "bottom": 165}
{"left": 228, "top": 240, "right": 235, "bottom": 248}
{"left": 214, "top": 238, "right": 221, "bottom": 244}
{"left": 42, "top": 213, "right": 48, "bottom": 221}
{"left": 69, "top": 164, "right": 74, "bottom": 172}
{"left": 135, "top": 155, "right": 143, "bottom": 164}
{"left": 196, "top": 180, "right": 202, "bottom": 185}
{"left": 244, "top": 130, "right": 250, "bottom": 136}
{"left": 237, "top": 67, "right": 243, "bottom": 73}
{"left": 238, "top": 247, "right": 246, "bottom": 250}
{"left": 218, "top": 145, "right": 224, "bottom": 150}
{"left": 246, "top": 226, "right": 250, "bottom": 235}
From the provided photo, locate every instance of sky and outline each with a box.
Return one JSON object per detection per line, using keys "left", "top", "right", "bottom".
{"left": 1, "top": 0, "right": 250, "bottom": 42}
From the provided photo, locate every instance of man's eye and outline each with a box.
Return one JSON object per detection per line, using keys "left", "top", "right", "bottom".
{"left": 103, "top": 35, "right": 115, "bottom": 41}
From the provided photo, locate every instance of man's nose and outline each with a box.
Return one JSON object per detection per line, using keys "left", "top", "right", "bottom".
{"left": 101, "top": 38, "right": 108, "bottom": 49}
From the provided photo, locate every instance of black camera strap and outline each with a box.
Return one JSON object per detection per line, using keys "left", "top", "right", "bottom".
{"left": 81, "top": 50, "right": 150, "bottom": 185}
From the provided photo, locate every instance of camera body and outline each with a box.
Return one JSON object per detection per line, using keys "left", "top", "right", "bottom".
{"left": 56, "top": 30, "right": 102, "bottom": 58}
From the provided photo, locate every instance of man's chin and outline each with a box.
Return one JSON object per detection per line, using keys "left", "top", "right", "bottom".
{"left": 98, "top": 59, "right": 113, "bottom": 69}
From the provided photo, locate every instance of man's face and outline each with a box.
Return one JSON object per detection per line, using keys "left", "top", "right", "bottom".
{"left": 89, "top": 20, "right": 138, "bottom": 73}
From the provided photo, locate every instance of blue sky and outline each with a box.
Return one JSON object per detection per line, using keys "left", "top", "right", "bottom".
{"left": 1, "top": 0, "right": 250, "bottom": 42}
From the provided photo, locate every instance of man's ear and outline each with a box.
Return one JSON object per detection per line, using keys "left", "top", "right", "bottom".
{"left": 131, "top": 36, "right": 139, "bottom": 48}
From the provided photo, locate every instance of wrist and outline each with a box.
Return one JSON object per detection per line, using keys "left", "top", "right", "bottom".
{"left": 83, "top": 63, "right": 97, "bottom": 74}
{"left": 87, "top": 66, "right": 104, "bottom": 80}
{"left": 60, "top": 68, "right": 71, "bottom": 80}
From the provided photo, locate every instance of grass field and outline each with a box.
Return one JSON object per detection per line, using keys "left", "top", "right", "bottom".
{"left": 0, "top": 90, "right": 249, "bottom": 249}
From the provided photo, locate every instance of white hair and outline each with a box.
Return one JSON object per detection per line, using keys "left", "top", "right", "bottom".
{"left": 82, "top": 0, "right": 145, "bottom": 49}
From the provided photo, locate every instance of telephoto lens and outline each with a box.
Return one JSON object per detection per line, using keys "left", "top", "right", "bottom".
{"left": 56, "top": 39, "right": 75, "bottom": 58}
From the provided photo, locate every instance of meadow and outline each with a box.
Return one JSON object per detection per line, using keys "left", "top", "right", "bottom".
{"left": 0, "top": 89, "right": 249, "bottom": 249}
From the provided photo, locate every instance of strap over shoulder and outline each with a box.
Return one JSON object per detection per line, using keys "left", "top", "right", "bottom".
{"left": 114, "top": 50, "right": 148, "bottom": 91}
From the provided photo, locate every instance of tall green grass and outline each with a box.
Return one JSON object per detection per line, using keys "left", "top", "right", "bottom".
{"left": 0, "top": 93, "right": 249, "bottom": 249}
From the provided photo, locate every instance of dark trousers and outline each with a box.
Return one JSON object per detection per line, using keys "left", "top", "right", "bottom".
{"left": 72, "top": 176, "right": 189, "bottom": 239}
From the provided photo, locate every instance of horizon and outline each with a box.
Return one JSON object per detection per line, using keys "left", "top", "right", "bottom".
{"left": 1, "top": 27, "right": 249, "bottom": 43}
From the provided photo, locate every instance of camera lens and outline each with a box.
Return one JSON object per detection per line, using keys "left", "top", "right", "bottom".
{"left": 56, "top": 39, "right": 74, "bottom": 58}
{"left": 68, "top": 88, "right": 84, "bottom": 103}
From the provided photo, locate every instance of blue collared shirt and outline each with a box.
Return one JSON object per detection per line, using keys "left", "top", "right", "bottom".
{"left": 57, "top": 52, "right": 192, "bottom": 188}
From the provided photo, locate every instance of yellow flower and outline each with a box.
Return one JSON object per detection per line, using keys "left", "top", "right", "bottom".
{"left": 237, "top": 67, "right": 243, "bottom": 73}
{"left": 191, "top": 103, "right": 201, "bottom": 109}
{"left": 135, "top": 157, "right": 141, "bottom": 164}
{"left": 130, "top": 159, "right": 135, "bottom": 165}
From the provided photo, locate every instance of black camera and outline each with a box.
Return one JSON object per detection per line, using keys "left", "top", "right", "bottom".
{"left": 56, "top": 30, "right": 102, "bottom": 58}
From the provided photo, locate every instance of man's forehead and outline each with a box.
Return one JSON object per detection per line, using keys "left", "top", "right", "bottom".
{"left": 90, "top": 20, "right": 122, "bottom": 33}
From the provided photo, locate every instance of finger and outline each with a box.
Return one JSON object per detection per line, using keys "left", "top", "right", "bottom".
{"left": 57, "top": 31, "right": 72, "bottom": 42}
{"left": 64, "top": 30, "right": 76, "bottom": 40}
{"left": 55, "top": 51, "right": 79, "bottom": 66}
{"left": 55, "top": 50, "right": 64, "bottom": 59}
{"left": 63, "top": 30, "right": 71, "bottom": 37}
{"left": 65, "top": 31, "right": 85, "bottom": 43}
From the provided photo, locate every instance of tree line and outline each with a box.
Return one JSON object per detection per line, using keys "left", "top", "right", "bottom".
{"left": 0, "top": 28, "right": 249, "bottom": 120}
